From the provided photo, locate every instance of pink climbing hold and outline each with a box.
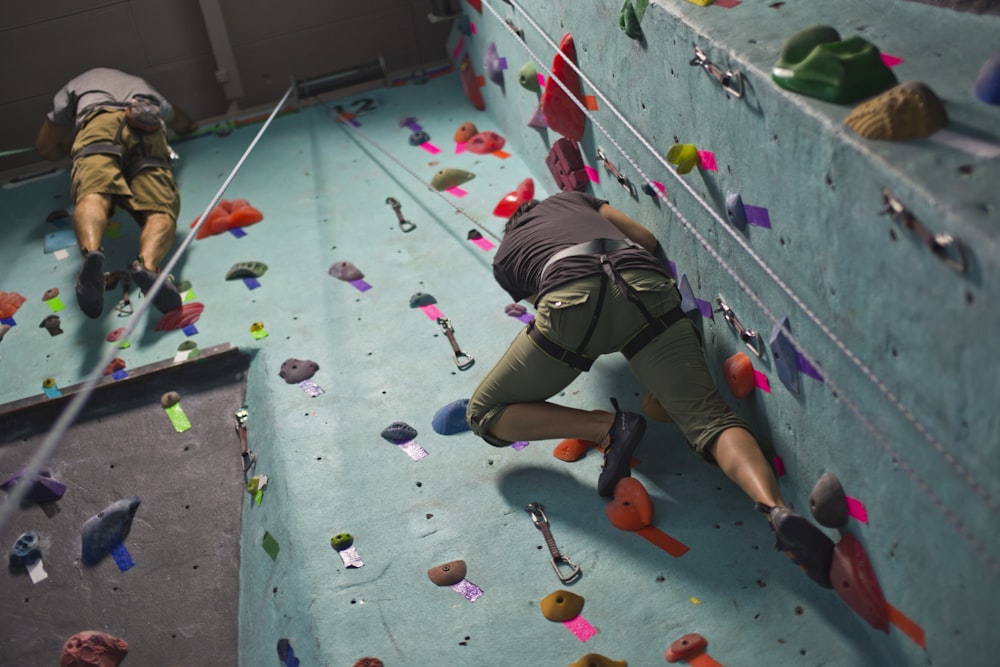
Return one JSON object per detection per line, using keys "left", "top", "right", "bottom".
{"left": 60, "top": 630, "right": 129, "bottom": 667}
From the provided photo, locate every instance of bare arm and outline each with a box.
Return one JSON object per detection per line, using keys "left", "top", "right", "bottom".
{"left": 35, "top": 118, "right": 73, "bottom": 161}
{"left": 598, "top": 203, "right": 658, "bottom": 253}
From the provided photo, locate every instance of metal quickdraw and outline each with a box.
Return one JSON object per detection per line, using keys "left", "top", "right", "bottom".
{"left": 386, "top": 197, "right": 417, "bottom": 232}
{"left": 596, "top": 146, "right": 635, "bottom": 196}
{"left": 690, "top": 46, "right": 744, "bottom": 99}
{"left": 715, "top": 296, "right": 763, "bottom": 358}
{"left": 525, "top": 502, "right": 581, "bottom": 583}
{"left": 880, "top": 187, "right": 967, "bottom": 274}
{"left": 234, "top": 407, "right": 256, "bottom": 473}
{"left": 437, "top": 317, "right": 474, "bottom": 370}
{"left": 104, "top": 271, "right": 133, "bottom": 317}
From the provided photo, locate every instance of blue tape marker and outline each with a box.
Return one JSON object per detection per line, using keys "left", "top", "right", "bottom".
{"left": 229, "top": 227, "right": 247, "bottom": 238}
{"left": 285, "top": 646, "right": 300, "bottom": 667}
{"left": 1, "top": 317, "right": 15, "bottom": 326}
{"left": 243, "top": 277, "right": 261, "bottom": 290}
{"left": 43, "top": 386, "right": 61, "bottom": 398}
{"left": 110, "top": 542, "right": 135, "bottom": 571}
{"left": 182, "top": 324, "right": 198, "bottom": 336}
{"left": 112, "top": 370, "right": 128, "bottom": 380}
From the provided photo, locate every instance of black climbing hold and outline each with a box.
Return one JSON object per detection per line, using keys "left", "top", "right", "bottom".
{"left": 39, "top": 314, "right": 63, "bottom": 336}
{"left": 409, "top": 130, "right": 431, "bottom": 146}
{"left": 467, "top": 229, "right": 483, "bottom": 240}
{"left": 225, "top": 262, "right": 268, "bottom": 280}
{"left": 46, "top": 210, "right": 70, "bottom": 223}
{"left": 381, "top": 421, "right": 418, "bottom": 444}
{"left": 809, "top": 472, "right": 849, "bottom": 528}
{"left": 80, "top": 497, "right": 141, "bottom": 565}
{"left": 279, "top": 358, "right": 319, "bottom": 384}
{"left": 409, "top": 293, "right": 437, "bottom": 308}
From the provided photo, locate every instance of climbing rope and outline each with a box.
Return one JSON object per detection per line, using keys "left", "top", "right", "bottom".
{"left": 0, "top": 86, "right": 296, "bottom": 533}
{"left": 481, "top": 0, "right": 1000, "bottom": 573}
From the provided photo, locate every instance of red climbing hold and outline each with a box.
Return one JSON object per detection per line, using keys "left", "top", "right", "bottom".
{"left": 493, "top": 178, "right": 535, "bottom": 218}
{"left": 665, "top": 633, "right": 708, "bottom": 663}
{"left": 189, "top": 199, "right": 264, "bottom": 240}
{"left": 0, "top": 291, "right": 27, "bottom": 319}
{"left": 459, "top": 52, "right": 486, "bottom": 111}
{"left": 830, "top": 531, "right": 890, "bottom": 633}
{"left": 466, "top": 131, "right": 506, "bottom": 154}
{"left": 605, "top": 477, "right": 654, "bottom": 531}
{"left": 154, "top": 302, "right": 204, "bottom": 331}
{"left": 541, "top": 33, "right": 586, "bottom": 142}
{"left": 553, "top": 438, "right": 596, "bottom": 462}
{"left": 103, "top": 358, "right": 126, "bottom": 376}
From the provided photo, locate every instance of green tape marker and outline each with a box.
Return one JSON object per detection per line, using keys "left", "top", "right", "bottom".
{"left": 106, "top": 222, "right": 121, "bottom": 239}
{"left": 183, "top": 289, "right": 196, "bottom": 303}
{"left": 119, "top": 340, "right": 131, "bottom": 349}
{"left": 251, "top": 327, "right": 268, "bottom": 340}
{"left": 45, "top": 297, "right": 65, "bottom": 312}
{"left": 262, "top": 531, "right": 280, "bottom": 561}
{"left": 255, "top": 489, "right": 264, "bottom": 505}
{"left": 164, "top": 403, "right": 191, "bottom": 432}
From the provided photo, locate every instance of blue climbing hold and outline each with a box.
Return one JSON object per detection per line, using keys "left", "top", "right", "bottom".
{"left": 81, "top": 497, "right": 141, "bottom": 566}
{"left": 381, "top": 422, "right": 418, "bottom": 445}
{"left": 726, "top": 192, "right": 748, "bottom": 232}
{"left": 432, "top": 399, "right": 471, "bottom": 435}
{"left": 974, "top": 49, "right": 1000, "bottom": 105}
{"left": 770, "top": 317, "right": 801, "bottom": 395}
{"left": 9, "top": 531, "right": 42, "bottom": 567}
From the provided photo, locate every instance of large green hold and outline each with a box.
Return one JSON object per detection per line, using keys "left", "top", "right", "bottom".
{"left": 619, "top": 0, "right": 649, "bottom": 40}
{"left": 772, "top": 25, "right": 898, "bottom": 104}
{"left": 430, "top": 168, "right": 475, "bottom": 191}
{"left": 517, "top": 62, "right": 540, "bottom": 92}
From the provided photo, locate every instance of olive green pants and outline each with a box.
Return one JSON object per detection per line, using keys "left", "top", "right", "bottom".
{"left": 467, "top": 269, "right": 749, "bottom": 460}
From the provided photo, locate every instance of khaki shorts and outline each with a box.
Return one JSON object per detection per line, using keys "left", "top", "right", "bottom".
{"left": 70, "top": 109, "right": 180, "bottom": 221}
{"left": 467, "top": 269, "right": 749, "bottom": 461}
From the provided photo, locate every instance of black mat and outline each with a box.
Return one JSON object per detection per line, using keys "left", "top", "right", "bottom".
{"left": 0, "top": 346, "right": 249, "bottom": 665}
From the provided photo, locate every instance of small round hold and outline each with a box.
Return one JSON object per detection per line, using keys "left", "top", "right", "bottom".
{"left": 161, "top": 391, "right": 181, "bottom": 408}
{"left": 42, "top": 287, "right": 60, "bottom": 301}
{"left": 666, "top": 633, "right": 708, "bottom": 662}
{"left": 42, "top": 377, "right": 57, "bottom": 389}
{"left": 331, "top": 533, "right": 354, "bottom": 551}
{"left": 249, "top": 321, "right": 264, "bottom": 332}
{"left": 540, "top": 589, "right": 585, "bottom": 622}
{"left": 809, "top": 472, "right": 849, "bottom": 528}
{"left": 409, "top": 130, "right": 431, "bottom": 146}
{"left": 353, "top": 659, "right": 384, "bottom": 667}
{"left": 177, "top": 340, "right": 197, "bottom": 351}
{"left": 427, "top": 559, "right": 467, "bottom": 586}
{"left": 381, "top": 421, "right": 418, "bottom": 444}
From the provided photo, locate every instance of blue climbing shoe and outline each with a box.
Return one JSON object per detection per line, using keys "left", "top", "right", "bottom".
{"left": 758, "top": 502, "right": 835, "bottom": 588}
{"left": 597, "top": 398, "right": 647, "bottom": 497}
{"left": 75, "top": 250, "right": 106, "bottom": 318}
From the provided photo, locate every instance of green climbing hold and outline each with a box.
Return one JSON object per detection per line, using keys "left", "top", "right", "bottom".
{"left": 518, "top": 62, "right": 540, "bottom": 93}
{"left": 619, "top": 0, "right": 648, "bottom": 40}
{"left": 225, "top": 261, "right": 268, "bottom": 280}
{"left": 331, "top": 533, "right": 354, "bottom": 551}
{"left": 430, "top": 168, "right": 476, "bottom": 191}
{"left": 772, "top": 25, "right": 897, "bottom": 104}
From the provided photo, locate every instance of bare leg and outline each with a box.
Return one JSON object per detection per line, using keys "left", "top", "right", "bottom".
{"left": 707, "top": 427, "right": 786, "bottom": 508}
{"left": 137, "top": 212, "right": 176, "bottom": 270}
{"left": 488, "top": 402, "right": 614, "bottom": 445}
{"left": 73, "top": 193, "right": 112, "bottom": 253}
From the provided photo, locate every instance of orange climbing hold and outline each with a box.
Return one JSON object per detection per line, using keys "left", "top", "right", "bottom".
{"left": 0, "top": 291, "right": 27, "bottom": 319}
{"left": 541, "top": 33, "right": 586, "bottom": 142}
{"left": 189, "top": 199, "right": 264, "bottom": 239}
{"left": 605, "top": 477, "right": 654, "bottom": 531}
{"left": 723, "top": 351, "right": 755, "bottom": 398}
{"left": 553, "top": 438, "right": 596, "bottom": 462}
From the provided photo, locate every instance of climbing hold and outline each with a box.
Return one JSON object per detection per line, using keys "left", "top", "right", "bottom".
{"left": 225, "top": 261, "right": 268, "bottom": 280}
{"left": 504, "top": 303, "right": 527, "bottom": 318}
{"left": 540, "top": 589, "right": 585, "bottom": 622}
{"left": 42, "top": 287, "right": 60, "bottom": 301}
{"left": 279, "top": 358, "right": 319, "bottom": 384}
{"left": 80, "top": 496, "right": 141, "bottom": 565}
{"left": 328, "top": 261, "right": 364, "bottom": 281}
{"left": 42, "top": 377, "right": 57, "bottom": 389}
{"left": 468, "top": 229, "right": 482, "bottom": 240}
{"left": 772, "top": 25, "right": 897, "bottom": 104}
{"left": 154, "top": 302, "right": 204, "bottom": 332}
{"left": 454, "top": 121, "right": 478, "bottom": 142}
{"left": 39, "top": 314, "right": 63, "bottom": 336}
{"left": 666, "top": 143, "right": 700, "bottom": 174}
{"left": 665, "top": 633, "right": 708, "bottom": 662}
{"left": 540, "top": 33, "right": 586, "bottom": 142}
{"left": 432, "top": 399, "right": 471, "bottom": 435}
{"left": 189, "top": 199, "right": 264, "bottom": 239}
{"left": 160, "top": 391, "right": 181, "bottom": 409}
{"left": 428, "top": 559, "right": 467, "bottom": 586}
{"left": 723, "top": 352, "right": 755, "bottom": 399}
{"left": 353, "top": 659, "right": 384, "bottom": 667}
{"left": 527, "top": 103, "right": 548, "bottom": 129}
{"left": 60, "top": 631, "right": 129, "bottom": 667}
{"left": 430, "top": 168, "right": 476, "bottom": 191}
{"left": 0, "top": 468, "right": 67, "bottom": 505}
{"left": 175, "top": 279, "right": 192, "bottom": 293}
{"left": 769, "top": 317, "right": 801, "bottom": 395}
{"left": 809, "top": 472, "right": 849, "bottom": 528}
{"left": 106, "top": 327, "right": 126, "bottom": 342}
{"left": 484, "top": 42, "right": 506, "bottom": 86}
{"left": 518, "top": 62, "right": 540, "bottom": 92}
{"left": 466, "top": 131, "right": 506, "bottom": 154}
{"left": 605, "top": 477, "right": 654, "bottom": 531}
{"left": 726, "top": 192, "right": 748, "bottom": 231}
{"left": 103, "top": 358, "right": 126, "bottom": 376}
{"left": 177, "top": 340, "right": 197, "bottom": 351}
{"left": 0, "top": 290, "right": 26, "bottom": 318}
{"left": 677, "top": 275, "right": 699, "bottom": 315}
{"left": 844, "top": 81, "right": 949, "bottom": 141}
{"left": 974, "top": 48, "right": 1000, "bottom": 104}
{"left": 641, "top": 392, "right": 673, "bottom": 422}
{"left": 381, "top": 421, "right": 418, "bottom": 444}
{"left": 619, "top": 0, "right": 649, "bottom": 40}
{"left": 459, "top": 52, "right": 486, "bottom": 111}
{"left": 0, "top": 323, "right": 10, "bottom": 343}
{"left": 553, "top": 439, "right": 596, "bottom": 462}
{"left": 546, "top": 138, "right": 589, "bottom": 192}
{"left": 570, "top": 654, "right": 626, "bottom": 667}
{"left": 9, "top": 531, "right": 42, "bottom": 567}
{"left": 493, "top": 177, "right": 535, "bottom": 217}
{"left": 409, "top": 292, "right": 437, "bottom": 307}
{"left": 330, "top": 533, "right": 354, "bottom": 551}
{"left": 830, "top": 532, "right": 890, "bottom": 633}
{"left": 409, "top": 130, "right": 431, "bottom": 146}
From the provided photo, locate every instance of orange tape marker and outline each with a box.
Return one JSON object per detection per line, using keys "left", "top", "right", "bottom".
{"left": 636, "top": 526, "right": 690, "bottom": 558}
{"left": 584, "top": 95, "right": 599, "bottom": 110}
{"left": 666, "top": 633, "right": 724, "bottom": 666}
{"left": 886, "top": 603, "right": 926, "bottom": 649}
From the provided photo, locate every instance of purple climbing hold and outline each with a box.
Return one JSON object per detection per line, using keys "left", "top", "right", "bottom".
{"left": 809, "top": 472, "right": 849, "bottom": 528}
{"left": 381, "top": 421, "right": 418, "bottom": 444}
{"left": 279, "top": 358, "right": 319, "bottom": 384}
{"left": 328, "top": 261, "right": 364, "bottom": 281}
{"left": 9, "top": 531, "right": 42, "bottom": 567}
{"left": 432, "top": 399, "right": 471, "bottom": 435}
{"left": 677, "top": 275, "right": 699, "bottom": 316}
{"left": 484, "top": 42, "right": 506, "bottom": 86}
{"left": 0, "top": 468, "right": 67, "bottom": 505}
{"left": 974, "top": 49, "right": 1000, "bottom": 105}
{"left": 81, "top": 497, "right": 141, "bottom": 566}
{"left": 726, "top": 192, "right": 748, "bottom": 232}
{"left": 409, "top": 292, "right": 437, "bottom": 308}
{"left": 528, "top": 104, "right": 548, "bottom": 129}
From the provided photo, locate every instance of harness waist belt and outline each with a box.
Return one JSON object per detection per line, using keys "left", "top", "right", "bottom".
{"left": 540, "top": 238, "right": 639, "bottom": 282}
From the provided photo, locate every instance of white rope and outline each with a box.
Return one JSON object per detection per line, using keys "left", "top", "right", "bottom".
{"left": 482, "top": 0, "right": 999, "bottom": 574}
{"left": 0, "top": 85, "right": 295, "bottom": 535}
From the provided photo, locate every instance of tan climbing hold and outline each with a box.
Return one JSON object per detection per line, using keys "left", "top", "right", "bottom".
{"left": 844, "top": 81, "right": 948, "bottom": 141}
{"left": 569, "top": 654, "right": 627, "bottom": 667}
{"left": 160, "top": 391, "right": 181, "bottom": 408}
{"left": 541, "top": 588, "right": 584, "bottom": 622}
{"left": 427, "top": 559, "right": 466, "bottom": 586}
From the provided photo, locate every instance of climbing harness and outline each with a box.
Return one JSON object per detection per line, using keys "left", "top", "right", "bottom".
{"left": 525, "top": 502, "right": 581, "bottom": 583}
{"left": 385, "top": 197, "right": 417, "bottom": 232}
{"left": 715, "top": 295, "right": 763, "bottom": 358}
{"left": 437, "top": 317, "right": 475, "bottom": 370}
{"left": 73, "top": 112, "right": 172, "bottom": 181}
{"left": 234, "top": 407, "right": 256, "bottom": 473}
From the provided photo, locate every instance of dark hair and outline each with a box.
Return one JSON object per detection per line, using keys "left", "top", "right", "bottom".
{"left": 504, "top": 199, "right": 540, "bottom": 234}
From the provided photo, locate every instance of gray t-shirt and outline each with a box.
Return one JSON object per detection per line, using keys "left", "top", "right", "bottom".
{"left": 47, "top": 67, "right": 173, "bottom": 129}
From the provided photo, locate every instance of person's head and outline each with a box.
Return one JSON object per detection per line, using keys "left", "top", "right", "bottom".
{"left": 504, "top": 199, "right": 540, "bottom": 234}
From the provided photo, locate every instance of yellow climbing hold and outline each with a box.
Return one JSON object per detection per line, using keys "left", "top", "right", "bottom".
{"left": 541, "top": 589, "right": 585, "bottom": 622}
{"left": 666, "top": 143, "right": 700, "bottom": 174}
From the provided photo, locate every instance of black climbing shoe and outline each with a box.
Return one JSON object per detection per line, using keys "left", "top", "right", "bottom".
{"left": 757, "top": 502, "right": 835, "bottom": 589}
{"left": 597, "top": 398, "right": 647, "bottom": 497}
{"left": 75, "top": 250, "right": 106, "bottom": 318}
{"left": 130, "top": 260, "right": 182, "bottom": 314}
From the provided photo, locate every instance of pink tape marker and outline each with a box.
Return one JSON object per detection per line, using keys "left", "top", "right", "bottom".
{"left": 419, "top": 304, "right": 444, "bottom": 320}
{"left": 455, "top": 142, "right": 467, "bottom": 154}
{"left": 470, "top": 21, "right": 477, "bottom": 35}
{"left": 651, "top": 181, "right": 666, "bottom": 196}
{"left": 451, "top": 37, "right": 465, "bottom": 62}
{"left": 537, "top": 73, "right": 546, "bottom": 89}
{"left": 471, "top": 237, "right": 494, "bottom": 251}
{"left": 563, "top": 615, "right": 599, "bottom": 642}
{"left": 420, "top": 142, "right": 441, "bottom": 155}
{"left": 753, "top": 370, "right": 771, "bottom": 392}
{"left": 881, "top": 53, "right": 904, "bottom": 67}
{"left": 714, "top": 0, "right": 742, "bottom": 6}
{"left": 697, "top": 150, "right": 718, "bottom": 171}
{"left": 446, "top": 186, "right": 468, "bottom": 198}
{"left": 846, "top": 496, "right": 869, "bottom": 523}
{"left": 584, "top": 165, "right": 600, "bottom": 183}
{"left": 773, "top": 455, "right": 785, "bottom": 477}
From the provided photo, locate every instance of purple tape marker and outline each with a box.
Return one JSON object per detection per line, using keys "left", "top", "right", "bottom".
{"left": 696, "top": 298, "right": 714, "bottom": 319}
{"left": 471, "top": 237, "right": 494, "bottom": 251}
{"left": 419, "top": 304, "right": 444, "bottom": 320}
{"left": 182, "top": 324, "right": 198, "bottom": 337}
{"left": 110, "top": 542, "right": 135, "bottom": 572}
{"left": 229, "top": 227, "right": 247, "bottom": 238}
{"left": 796, "top": 352, "right": 824, "bottom": 381}
{"left": 244, "top": 277, "right": 261, "bottom": 290}
{"left": 563, "top": 616, "right": 599, "bottom": 642}
{"left": 349, "top": 279, "right": 372, "bottom": 292}
{"left": 744, "top": 205, "right": 771, "bottom": 228}
{"left": 405, "top": 121, "right": 422, "bottom": 132}
{"left": 112, "top": 370, "right": 128, "bottom": 380}
{"left": 518, "top": 313, "right": 535, "bottom": 325}
{"left": 511, "top": 440, "right": 529, "bottom": 451}
{"left": 498, "top": 57, "right": 508, "bottom": 70}
{"left": 666, "top": 261, "right": 678, "bottom": 279}
{"left": 451, "top": 578, "right": 484, "bottom": 601}
{"left": 846, "top": 496, "right": 869, "bottom": 523}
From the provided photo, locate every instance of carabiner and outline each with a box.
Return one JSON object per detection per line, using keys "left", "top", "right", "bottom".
{"left": 437, "top": 317, "right": 475, "bottom": 370}
{"left": 525, "top": 502, "right": 581, "bottom": 584}
{"left": 690, "top": 46, "right": 744, "bottom": 99}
